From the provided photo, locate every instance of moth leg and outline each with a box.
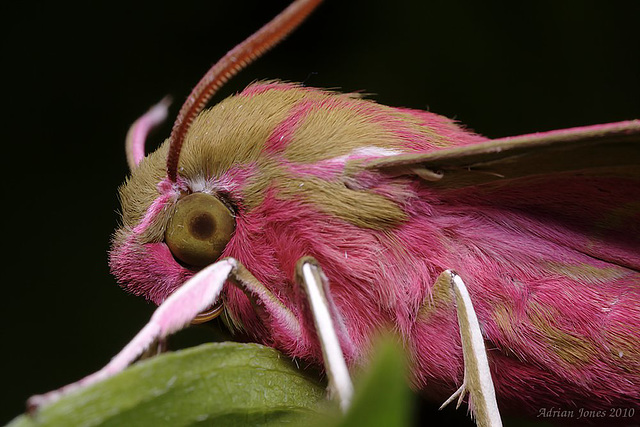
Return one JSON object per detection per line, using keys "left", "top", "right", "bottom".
{"left": 138, "top": 337, "right": 168, "bottom": 359}
{"left": 295, "top": 257, "right": 354, "bottom": 413}
{"left": 28, "top": 259, "right": 235, "bottom": 411}
{"left": 438, "top": 270, "right": 502, "bottom": 427}
{"left": 230, "top": 262, "right": 303, "bottom": 339}
{"left": 28, "top": 257, "right": 303, "bottom": 412}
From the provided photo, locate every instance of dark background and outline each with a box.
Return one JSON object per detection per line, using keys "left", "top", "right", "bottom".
{"left": 2, "top": 0, "right": 639, "bottom": 425}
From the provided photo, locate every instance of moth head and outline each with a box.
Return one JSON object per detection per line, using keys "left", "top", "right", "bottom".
{"left": 109, "top": 137, "right": 242, "bottom": 305}
{"left": 110, "top": 0, "right": 324, "bottom": 306}
{"left": 109, "top": 0, "right": 434, "bottom": 315}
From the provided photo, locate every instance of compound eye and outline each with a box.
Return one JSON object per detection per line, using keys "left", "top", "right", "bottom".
{"left": 165, "top": 192, "right": 235, "bottom": 267}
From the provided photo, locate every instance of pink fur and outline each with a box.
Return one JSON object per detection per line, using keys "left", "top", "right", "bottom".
{"left": 394, "top": 107, "right": 487, "bottom": 149}
{"left": 265, "top": 100, "right": 317, "bottom": 153}
{"left": 110, "top": 82, "right": 640, "bottom": 421}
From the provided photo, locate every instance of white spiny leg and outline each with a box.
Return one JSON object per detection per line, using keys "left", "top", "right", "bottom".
{"left": 297, "top": 258, "right": 354, "bottom": 413}
{"left": 439, "top": 270, "right": 502, "bottom": 427}
{"left": 27, "top": 258, "right": 235, "bottom": 411}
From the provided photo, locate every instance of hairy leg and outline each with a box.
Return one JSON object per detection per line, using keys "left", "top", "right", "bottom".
{"left": 439, "top": 270, "right": 502, "bottom": 427}
{"left": 28, "top": 258, "right": 301, "bottom": 411}
{"left": 295, "top": 257, "right": 354, "bottom": 412}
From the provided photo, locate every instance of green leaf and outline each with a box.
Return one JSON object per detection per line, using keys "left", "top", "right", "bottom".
{"left": 308, "top": 335, "right": 413, "bottom": 427}
{"left": 8, "top": 342, "right": 325, "bottom": 427}
{"left": 336, "top": 337, "right": 412, "bottom": 427}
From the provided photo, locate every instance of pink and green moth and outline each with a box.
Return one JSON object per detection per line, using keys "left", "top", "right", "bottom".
{"left": 28, "top": 0, "right": 640, "bottom": 425}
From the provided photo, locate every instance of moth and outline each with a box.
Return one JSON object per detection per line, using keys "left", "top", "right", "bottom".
{"left": 28, "top": 0, "right": 640, "bottom": 426}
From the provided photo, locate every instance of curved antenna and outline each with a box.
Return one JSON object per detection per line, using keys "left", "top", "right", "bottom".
{"left": 166, "top": 0, "right": 323, "bottom": 182}
{"left": 125, "top": 97, "right": 172, "bottom": 171}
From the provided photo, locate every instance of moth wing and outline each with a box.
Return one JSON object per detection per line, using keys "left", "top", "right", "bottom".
{"left": 366, "top": 120, "right": 640, "bottom": 269}
{"left": 366, "top": 120, "right": 640, "bottom": 188}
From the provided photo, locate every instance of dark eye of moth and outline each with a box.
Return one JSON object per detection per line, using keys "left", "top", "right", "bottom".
{"left": 165, "top": 192, "right": 235, "bottom": 267}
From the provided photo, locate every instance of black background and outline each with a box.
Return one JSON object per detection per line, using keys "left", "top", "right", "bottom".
{"left": 2, "top": 0, "right": 639, "bottom": 425}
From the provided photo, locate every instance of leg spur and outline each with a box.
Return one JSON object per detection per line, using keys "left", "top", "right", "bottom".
{"left": 439, "top": 270, "right": 502, "bottom": 427}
